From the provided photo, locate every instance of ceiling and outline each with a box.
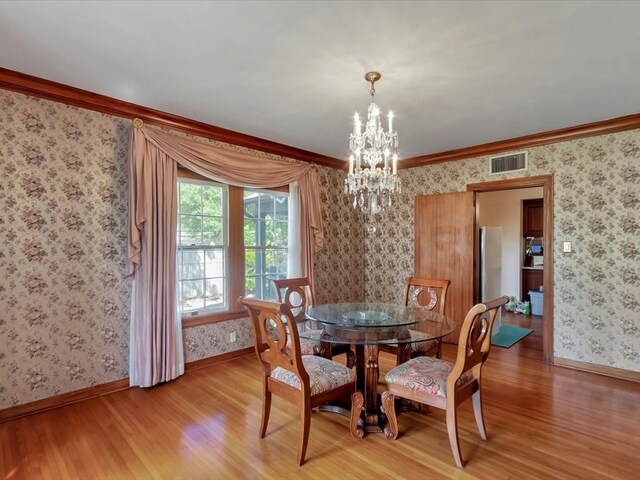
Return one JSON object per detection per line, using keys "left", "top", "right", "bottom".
{"left": 2, "top": 1, "right": 640, "bottom": 163}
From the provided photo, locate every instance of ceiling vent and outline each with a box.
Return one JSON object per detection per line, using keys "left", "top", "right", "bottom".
{"left": 489, "top": 151, "right": 528, "bottom": 174}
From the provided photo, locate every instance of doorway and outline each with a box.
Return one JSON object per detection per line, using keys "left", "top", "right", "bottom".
{"left": 468, "top": 175, "right": 554, "bottom": 364}
{"left": 477, "top": 187, "right": 544, "bottom": 359}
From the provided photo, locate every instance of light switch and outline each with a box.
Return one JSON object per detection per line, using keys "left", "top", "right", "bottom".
{"left": 563, "top": 241, "right": 572, "bottom": 253}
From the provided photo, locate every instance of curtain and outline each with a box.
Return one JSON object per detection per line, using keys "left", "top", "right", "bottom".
{"left": 128, "top": 138, "right": 184, "bottom": 387}
{"left": 287, "top": 181, "right": 302, "bottom": 278}
{"left": 127, "top": 124, "right": 324, "bottom": 387}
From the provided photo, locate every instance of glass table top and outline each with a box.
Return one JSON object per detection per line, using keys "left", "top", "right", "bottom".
{"left": 299, "top": 302, "right": 455, "bottom": 345}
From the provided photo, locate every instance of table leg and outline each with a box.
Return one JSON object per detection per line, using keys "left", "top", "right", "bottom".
{"left": 354, "top": 344, "right": 384, "bottom": 433}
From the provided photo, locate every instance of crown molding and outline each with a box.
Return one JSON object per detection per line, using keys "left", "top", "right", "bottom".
{"left": 3, "top": 68, "right": 639, "bottom": 172}
{"left": 0, "top": 67, "right": 344, "bottom": 170}
{"left": 399, "top": 113, "right": 640, "bottom": 169}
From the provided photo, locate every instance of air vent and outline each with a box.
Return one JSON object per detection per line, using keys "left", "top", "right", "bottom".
{"left": 489, "top": 151, "right": 528, "bottom": 174}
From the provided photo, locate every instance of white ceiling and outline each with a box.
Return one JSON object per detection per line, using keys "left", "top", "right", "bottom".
{"left": 2, "top": 1, "right": 640, "bottom": 162}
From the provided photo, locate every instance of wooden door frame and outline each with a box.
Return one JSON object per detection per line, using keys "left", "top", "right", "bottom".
{"left": 467, "top": 175, "right": 554, "bottom": 364}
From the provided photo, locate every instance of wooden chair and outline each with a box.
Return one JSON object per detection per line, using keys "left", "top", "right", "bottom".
{"left": 380, "top": 277, "right": 450, "bottom": 363}
{"left": 381, "top": 296, "right": 508, "bottom": 468}
{"left": 273, "top": 277, "right": 355, "bottom": 367}
{"left": 239, "top": 297, "right": 363, "bottom": 466}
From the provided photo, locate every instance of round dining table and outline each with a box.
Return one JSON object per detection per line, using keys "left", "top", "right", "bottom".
{"left": 300, "top": 302, "right": 455, "bottom": 433}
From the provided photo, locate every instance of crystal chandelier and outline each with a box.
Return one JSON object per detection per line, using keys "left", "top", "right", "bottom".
{"left": 344, "top": 71, "right": 401, "bottom": 215}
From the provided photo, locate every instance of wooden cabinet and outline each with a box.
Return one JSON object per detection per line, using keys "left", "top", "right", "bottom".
{"left": 522, "top": 268, "right": 543, "bottom": 302}
{"left": 523, "top": 199, "right": 544, "bottom": 237}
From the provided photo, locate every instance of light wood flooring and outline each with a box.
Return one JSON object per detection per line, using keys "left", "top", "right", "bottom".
{"left": 2, "top": 342, "right": 639, "bottom": 479}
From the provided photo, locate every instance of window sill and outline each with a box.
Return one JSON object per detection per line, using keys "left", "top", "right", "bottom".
{"left": 182, "top": 310, "right": 247, "bottom": 329}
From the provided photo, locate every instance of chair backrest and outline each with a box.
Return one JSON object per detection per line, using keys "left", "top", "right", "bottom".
{"left": 273, "top": 277, "right": 315, "bottom": 322}
{"left": 402, "top": 277, "right": 450, "bottom": 315}
{"left": 447, "top": 296, "right": 508, "bottom": 387}
{"left": 239, "top": 296, "right": 309, "bottom": 385}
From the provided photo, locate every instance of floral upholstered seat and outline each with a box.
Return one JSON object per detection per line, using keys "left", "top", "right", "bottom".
{"left": 241, "top": 297, "right": 361, "bottom": 466}
{"left": 381, "top": 296, "right": 508, "bottom": 469}
{"left": 385, "top": 356, "right": 473, "bottom": 398}
{"left": 272, "top": 355, "right": 356, "bottom": 396}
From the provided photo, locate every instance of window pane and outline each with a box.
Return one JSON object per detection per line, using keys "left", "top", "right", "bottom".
{"left": 203, "top": 216, "right": 223, "bottom": 245}
{"left": 177, "top": 179, "right": 228, "bottom": 316}
{"left": 245, "top": 249, "right": 256, "bottom": 275}
{"left": 180, "top": 280, "right": 205, "bottom": 312}
{"left": 179, "top": 183, "right": 202, "bottom": 215}
{"left": 205, "top": 249, "right": 225, "bottom": 278}
{"left": 265, "top": 281, "right": 278, "bottom": 301}
{"left": 205, "top": 278, "right": 224, "bottom": 308}
{"left": 181, "top": 249, "right": 205, "bottom": 279}
{"left": 243, "top": 189, "right": 289, "bottom": 300}
{"left": 202, "top": 187, "right": 223, "bottom": 216}
{"left": 275, "top": 196, "right": 288, "bottom": 221}
{"left": 245, "top": 275, "right": 258, "bottom": 297}
{"left": 244, "top": 219, "right": 259, "bottom": 246}
{"left": 275, "top": 221, "right": 288, "bottom": 246}
{"left": 259, "top": 194, "right": 274, "bottom": 217}
{"left": 244, "top": 191, "right": 258, "bottom": 217}
{"left": 179, "top": 215, "right": 203, "bottom": 245}
{"left": 274, "top": 250, "right": 288, "bottom": 274}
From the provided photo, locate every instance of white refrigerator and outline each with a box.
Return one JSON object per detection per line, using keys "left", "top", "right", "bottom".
{"left": 479, "top": 227, "right": 502, "bottom": 336}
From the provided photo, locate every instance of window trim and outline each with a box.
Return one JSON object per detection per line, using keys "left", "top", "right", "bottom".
{"left": 177, "top": 168, "right": 289, "bottom": 328}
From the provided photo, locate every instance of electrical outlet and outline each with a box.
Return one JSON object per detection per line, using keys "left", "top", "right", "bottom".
{"left": 563, "top": 241, "right": 572, "bottom": 253}
{"left": 229, "top": 331, "right": 237, "bottom": 343}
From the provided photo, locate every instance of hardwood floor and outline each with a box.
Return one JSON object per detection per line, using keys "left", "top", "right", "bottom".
{"left": 2, "top": 346, "right": 639, "bottom": 479}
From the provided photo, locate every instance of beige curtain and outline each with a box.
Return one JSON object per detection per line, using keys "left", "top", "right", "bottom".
{"left": 127, "top": 125, "right": 325, "bottom": 387}
{"left": 128, "top": 136, "right": 183, "bottom": 387}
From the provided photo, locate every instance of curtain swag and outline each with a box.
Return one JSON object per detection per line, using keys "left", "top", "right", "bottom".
{"left": 126, "top": 124, "right": 325, "bottom": 387}
{"left": 127, "top": 125, "right": 325, "bottom": 284}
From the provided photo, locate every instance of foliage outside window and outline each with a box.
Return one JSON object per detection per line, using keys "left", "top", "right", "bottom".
{"left": 177, "top": 179, "right": 227, "bottom": 316}
{"left": 177, "top": 176, "right": 290, "bottom": 323}
{"left": 244, "top": 189, "right": 289, "bottom": 301}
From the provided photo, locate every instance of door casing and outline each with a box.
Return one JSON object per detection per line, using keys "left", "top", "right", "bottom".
{"left": 467, "top": 175, "right": 554, "bottom": 364}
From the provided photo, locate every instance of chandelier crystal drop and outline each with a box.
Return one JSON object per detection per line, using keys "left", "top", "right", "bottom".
{"left": 344, "top": 71, "right": 401, "bottom": 215}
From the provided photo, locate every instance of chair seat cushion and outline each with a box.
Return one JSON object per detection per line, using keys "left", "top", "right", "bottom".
{"left": 272, "top": 355, "right": 356, "bottom": 396}
{"left": 385, "top": 356, "right": 473, "bottom": 398}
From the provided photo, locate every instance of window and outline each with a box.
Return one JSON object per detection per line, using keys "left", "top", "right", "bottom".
{"left": 177, "top": 179, "right": 228, "bottom": 316}
{"left": 177, "top": 172, "right": 290, "bottom": 326}
{"left": 244, "top": 189, "right": 289, "bottom": 301}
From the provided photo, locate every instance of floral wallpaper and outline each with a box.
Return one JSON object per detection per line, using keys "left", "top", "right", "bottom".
{"left": 0, "top": 92, "right": 132, "bottom": 408}
{"left": 314, "top": 166, "right": 366, "bottom": 304}
{"left": 364, "top": 131, "right": 640, "bottom": 372}
{"left": 0, "top": 90, "right": 362, "bottom": 409}
{"left": 1, "top": 87, "right": 638, "bottom": 410}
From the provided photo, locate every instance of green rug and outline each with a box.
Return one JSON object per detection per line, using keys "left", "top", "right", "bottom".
{"left": 491, "top": 325, "right": 534, "bottom": 348}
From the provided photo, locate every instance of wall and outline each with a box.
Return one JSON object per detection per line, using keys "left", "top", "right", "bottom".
{"left": 0, "top": 90, "right": 364, "bottom": 409}
{"left": 478, "top": 187, "right": 543, "bottom": 300}
{"left": 365, "top": 132, "right": 640, "bottom": 372}
{"left": 2, "top": 86, "right": 638, "bottom": 410}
